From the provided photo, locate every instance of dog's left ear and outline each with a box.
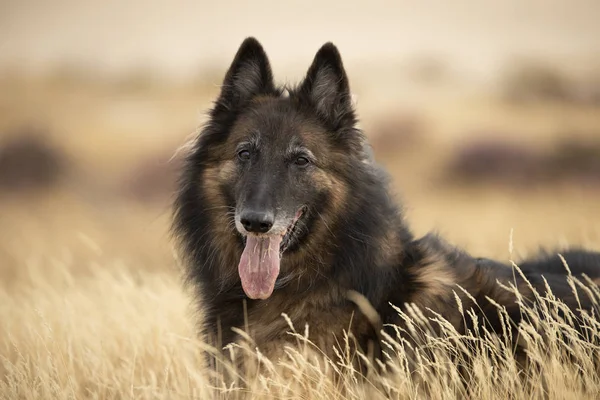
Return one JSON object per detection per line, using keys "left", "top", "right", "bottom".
{"left": 298, "top": 43, "right": 356, "bottom": 131}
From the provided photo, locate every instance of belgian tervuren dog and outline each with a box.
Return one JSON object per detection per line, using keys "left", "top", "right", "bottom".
{"left": 172, "top": 37, "right": 600, "bottom": 376}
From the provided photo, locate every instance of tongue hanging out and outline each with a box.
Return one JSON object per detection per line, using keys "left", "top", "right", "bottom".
{"left": 238, "top": 235, "right": 282, "bottom": 299}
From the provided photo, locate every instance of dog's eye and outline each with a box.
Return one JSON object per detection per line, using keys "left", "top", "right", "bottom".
{"left": 238, "top": 150, "right": 251, "bottom": 161}
{"left": 294, "top": 156, "right": 310, "bottom": 167}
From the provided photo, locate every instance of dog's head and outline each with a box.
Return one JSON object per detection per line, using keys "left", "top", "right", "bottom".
{"left": 181, "top": 38, "right": 371, "bottom": 299}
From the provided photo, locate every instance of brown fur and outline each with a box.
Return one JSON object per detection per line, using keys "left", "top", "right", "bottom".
{"left": 173, "top": 38, "right": 600, "bottom": 384}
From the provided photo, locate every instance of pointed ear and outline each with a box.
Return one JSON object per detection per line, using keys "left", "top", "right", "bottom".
{"left": 214, "top": 37, "right": 276, "bottom": 115}
{"left": 297, "top": 43, "right": 356, "bottom": 131}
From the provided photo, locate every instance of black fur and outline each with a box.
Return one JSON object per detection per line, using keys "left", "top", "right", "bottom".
{"left": 172, "top": 37, "right": 600, "bottom": 375}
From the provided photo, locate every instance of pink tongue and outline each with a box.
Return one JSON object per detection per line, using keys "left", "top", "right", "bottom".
{"left": 238, "top": 235, "right": 282, "bottom": 299}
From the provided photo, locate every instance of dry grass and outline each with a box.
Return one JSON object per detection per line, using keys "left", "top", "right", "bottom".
{"left": 1, "top": 191, "right": 599, "bottom": 400}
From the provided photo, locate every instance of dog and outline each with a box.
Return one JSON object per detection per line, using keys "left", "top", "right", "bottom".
{"left": 172, "top": 37, "right": 600, "bottom": 377}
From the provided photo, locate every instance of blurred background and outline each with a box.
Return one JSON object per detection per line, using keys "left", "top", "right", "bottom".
{"left": 1, "top": 0, "right": 600, "bottom": 285}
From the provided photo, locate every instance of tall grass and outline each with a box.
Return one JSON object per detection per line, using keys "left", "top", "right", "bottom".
{"left": 2, "top": 241, "right": 599, "bottom": 399}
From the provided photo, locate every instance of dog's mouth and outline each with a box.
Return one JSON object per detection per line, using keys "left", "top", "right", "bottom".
{"left": 238, "top": 207, "right": 305, "bottom": 300}
{"left": 280, "top": 207, "right": 305, "bottom": 254}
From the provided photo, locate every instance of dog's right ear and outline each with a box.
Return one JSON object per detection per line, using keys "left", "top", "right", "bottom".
{"left": 213, "top": 37, "right": 275, "bottom": 116}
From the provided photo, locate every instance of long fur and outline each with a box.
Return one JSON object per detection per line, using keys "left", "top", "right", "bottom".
{"left": 172, "top": 37, "right": 600, "bottom": 376}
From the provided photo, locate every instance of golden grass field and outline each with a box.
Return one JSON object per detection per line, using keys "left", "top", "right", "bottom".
{"left": 1, "top": 73, "right": 600, "bottom": 399}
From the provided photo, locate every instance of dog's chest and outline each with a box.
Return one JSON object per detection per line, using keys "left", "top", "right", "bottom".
{"left": 241, "top": 291, "right": 372, "bottom": 358}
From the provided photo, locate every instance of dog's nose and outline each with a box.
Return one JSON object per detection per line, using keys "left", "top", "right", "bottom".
{"left": 240, "top": 210, "right": 274, "bottom": 233}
